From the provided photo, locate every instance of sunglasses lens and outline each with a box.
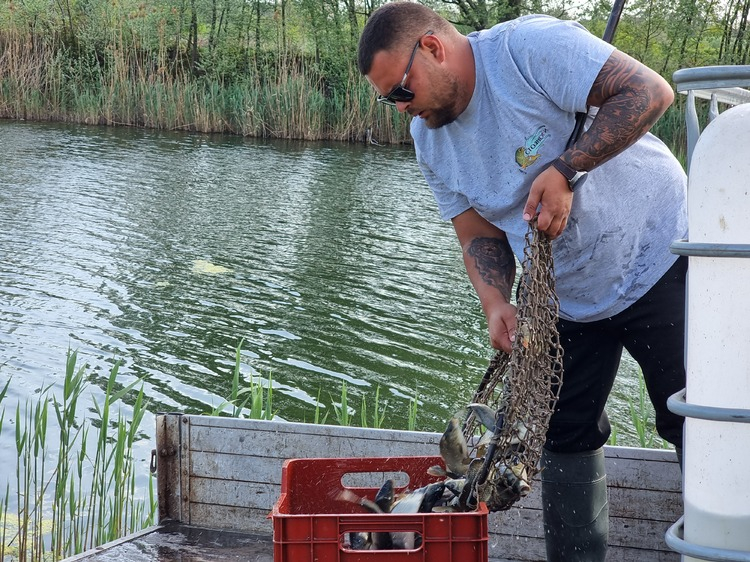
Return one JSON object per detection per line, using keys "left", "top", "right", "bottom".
{"left": 378, "top": 86, "right": 414, "bottom": 106}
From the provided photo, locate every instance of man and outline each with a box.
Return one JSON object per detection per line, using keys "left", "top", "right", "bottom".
{"left": 358, "top": 2, "right": 687, "bottom": 560}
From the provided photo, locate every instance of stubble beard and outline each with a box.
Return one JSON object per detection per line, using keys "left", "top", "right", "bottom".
{"left": 423, "top": 73, "right": 462, "bottom": 129}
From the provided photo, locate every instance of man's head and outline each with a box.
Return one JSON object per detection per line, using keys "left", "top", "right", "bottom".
{"left": 358, "top": 2, "right": 473, "bottom": 129}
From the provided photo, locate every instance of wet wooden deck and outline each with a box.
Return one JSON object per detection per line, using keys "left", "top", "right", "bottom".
{"left": 63, "top": 520, "right": 273, "bottom": 562}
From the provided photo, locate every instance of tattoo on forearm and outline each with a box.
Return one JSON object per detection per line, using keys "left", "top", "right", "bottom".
{"left": 565, "top": 54, "right": 666, "bottom": 171}
{"left": 466, "top": 237, "right": 515, "bottom": 301}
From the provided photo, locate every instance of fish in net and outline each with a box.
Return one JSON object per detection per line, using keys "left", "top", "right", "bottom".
{"left": 458, "top": 219, "right": 564, "bottom": 512}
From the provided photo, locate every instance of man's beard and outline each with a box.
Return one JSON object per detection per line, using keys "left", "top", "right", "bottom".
{"left": 424, "top": 73, "right": 462, "bottom": 129}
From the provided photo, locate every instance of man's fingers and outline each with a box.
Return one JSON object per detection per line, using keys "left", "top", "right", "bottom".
{"left": 545, "top": 214, "right": 567, "bottom": 239}
{"left": 522, "top": 190, "right": 541, "bottom": 222}
{"left": 536, "top": 209, "right": 552, "bottom": 231}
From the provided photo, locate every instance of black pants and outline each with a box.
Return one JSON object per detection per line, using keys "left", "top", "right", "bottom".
{"left": 545, "top": 256, "right": 687, "bottom": 453}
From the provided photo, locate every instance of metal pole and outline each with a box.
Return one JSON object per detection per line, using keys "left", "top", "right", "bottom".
{"left": 566, "top": 0, "right": 627, "bottom": 149}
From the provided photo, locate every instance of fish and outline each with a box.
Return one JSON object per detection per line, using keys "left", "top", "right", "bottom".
{"left": 374, "top": 479, "right": 395, "bottom": 513}
{"left": 371, "top": 527, "right": 393, "bottom": 550}
{"left": 468, "top": 402, "right": 529, "bottom": 448}
{"left": 515, "top": 147, "right": 541, "bottom": 170}
{"left": 500, "top": 462, "right": 531, "bottom": 496}
{"left": 443, "top": 477, "right": 466, "bottom": 499}
{"left": 439, "top": 417, "right": 470, "bottom": 476}
{"left": 390, "top": 487, "right": 426, "bottom": 550}
{"left": 427, "top": 464, "right": 448, "bottom": 477}
{"left": 337, "top": 489, "right": 383, "bottom": 514}
{"left": 391, "top": 487, "right": 426, "bottom": 514}
{"left": 338, "top": 487, "right": 394, "bottom": 550}
{"left": 419, "top": 482, "right": 446, "bottom": 513}
{"left": 370, "top": 479, "right": 395, "bottom": 549}
{"left": 468, "top": 403, "right": 500, "bottom": 432}
{"left": 348, "top": 531, "right": 371, "bottom": 550}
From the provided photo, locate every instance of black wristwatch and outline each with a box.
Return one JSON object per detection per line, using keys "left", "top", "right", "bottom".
{"left": 551, "top": 158, "right": 587, "bottom": 192}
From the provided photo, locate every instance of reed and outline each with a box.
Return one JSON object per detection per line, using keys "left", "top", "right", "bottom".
{"left": 407, "top": 389, "right": 420, "bottom": 432}
{"left": 331, "top": 382, "right": 351, "bottom": 427}
{"left": 0, "top": 25, "right": 689, "bottom": 152}
{"left": 360, "top": 386, "right": 387, "bottom": 429}
{"left": 208, "top": 339, "right": 275, "bottom": 420}
{"left": 0, "top": 26, "right": 415, "bottom": 144}
{"left": 627, "top": 370, "right": 669, "bottom": 450}
{"left": 608, "top": 369, "right": 670, "bottom": 449}
{"left": 0, "top": 350, "right": 155, "bottom": 561}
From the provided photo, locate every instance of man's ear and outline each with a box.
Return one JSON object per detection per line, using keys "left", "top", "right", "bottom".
{"left": 422, "top": 33, "right": 446, "bottom": 63}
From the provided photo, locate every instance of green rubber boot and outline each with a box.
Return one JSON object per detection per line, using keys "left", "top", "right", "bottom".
{"left": 541, "top": 448, "right": 609, "bottom": 562}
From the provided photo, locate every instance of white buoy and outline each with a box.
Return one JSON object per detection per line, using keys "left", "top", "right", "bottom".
{"left": 683, "top": 102, "right": 750, "bottom": 560}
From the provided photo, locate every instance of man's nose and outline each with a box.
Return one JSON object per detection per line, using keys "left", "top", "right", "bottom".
{"left": 395, "top": 100, "right": 410, "bottom": 113}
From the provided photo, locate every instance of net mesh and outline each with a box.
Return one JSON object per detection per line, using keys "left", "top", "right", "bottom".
{"left": 461, "top": 220, "right": 564, "bottom": 512}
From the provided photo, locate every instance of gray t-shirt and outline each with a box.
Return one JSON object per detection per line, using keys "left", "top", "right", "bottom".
{"left": 412, "top": 15, "right": 688, "bottom": 322}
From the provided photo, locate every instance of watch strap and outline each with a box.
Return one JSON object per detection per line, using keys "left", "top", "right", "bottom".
{"left": 551, "top": 158, "right": 578, "bottom": 182}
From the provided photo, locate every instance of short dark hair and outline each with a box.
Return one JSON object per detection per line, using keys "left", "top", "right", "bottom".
{"left": 357, "top": 2, "right": 450, "bottom": 75}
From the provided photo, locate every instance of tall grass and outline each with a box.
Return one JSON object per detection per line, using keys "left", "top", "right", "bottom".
{"left": 0, "top": 350, "right": 155, "bottom": 562}
{"left": 0, "top": 29, "right": 413, "bottom": 144}
{"left": 608, "top": 369, "right": 670, "bottom": 449}
{"left": 208, "top": 339, "right": 275, "bottom": 420}
{"left": 1, "top": 25, "right": 696, "bottom": 151}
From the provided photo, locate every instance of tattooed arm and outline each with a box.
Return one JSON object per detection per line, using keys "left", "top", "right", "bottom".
{"left": 565, "top": 50, "right": 674, "bottom": 170}
{"left": 452, "top": 208, "right": 517, "bottom": 353}
{"left": 523, "top": 50, "right": 674, "bottom": 239}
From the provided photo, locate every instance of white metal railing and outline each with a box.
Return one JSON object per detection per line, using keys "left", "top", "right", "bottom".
{"left": 672, "top": 65, "right": 750, "bottom": 170}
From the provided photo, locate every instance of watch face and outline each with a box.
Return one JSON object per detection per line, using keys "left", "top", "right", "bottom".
{"left": 570, "top": 171, "right": 587, "bottom": 190}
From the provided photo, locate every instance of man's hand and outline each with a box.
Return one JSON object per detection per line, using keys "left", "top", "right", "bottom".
{"left": 522, "top": 165, "right": 573, "bottom": 239}
{"left": 487, "top": 302, "right": 518, "bottom": 353}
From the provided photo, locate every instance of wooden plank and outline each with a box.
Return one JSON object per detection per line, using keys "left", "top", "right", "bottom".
{"left": 606, "top": 451, "right": 682, "bottom": 493}
{"left": 61, "top": 525, "right": 164, "bottom": 561}
{"left": 489, "top": 506, "right": 679, "bottom": 552}
{"left": 188, "top": 503, "right": 273, "bottom": 536}
{"left": 188, "top": 418, "right": 441, "bottom": 460}
{"left": 60, "top": 521, "right": 274, "bottom": 562}
{"left": 486, "top": 537, "right": 679, "bottom": 562}
{"left": 461, "top": 474, "right": 681, "bottom": 523}
{"left": 180, "top": 415, "right": 191, "bottom": 524}
{"left": 190, "top": 476, "right": 279, "bottom": 511}
{"left": 155, "top": 414, "right": 182, "bottom": 522}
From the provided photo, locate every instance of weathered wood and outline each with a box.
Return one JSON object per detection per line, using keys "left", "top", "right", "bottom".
{"left": 61, "top": 521, "right": 273, "bottom": 562}
{"left": 155, "top": 413, "right": 182, "bottom": 522}
{"left": 161, "top": 415, "right": 683, "bottom": 561}
{"left": 180, "top": 415, "right": 191, "bottom": 524}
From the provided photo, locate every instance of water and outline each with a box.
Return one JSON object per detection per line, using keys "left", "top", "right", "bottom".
{"left": 0, "top": 121, "right": 646, "bottom": 469}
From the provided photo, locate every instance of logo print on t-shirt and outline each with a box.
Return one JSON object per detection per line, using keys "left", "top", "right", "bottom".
{"left": 515, "top": 125, "right": 549, "bottom": 172}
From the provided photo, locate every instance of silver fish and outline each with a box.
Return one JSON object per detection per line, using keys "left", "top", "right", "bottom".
{"left": 468, "top": 403, "right": 501, "bottom": 432}
{"left": 439, "top": 417, "right": 470, "bottom": 476}
{"left": 390, "top": 488, "right": 425, "bottom": 550}
{"left": 419, "top": 482, "right": 446, "bottom": 513}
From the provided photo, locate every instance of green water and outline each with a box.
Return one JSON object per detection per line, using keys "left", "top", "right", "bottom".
{"left": 0, "top": 121, "right": 648, "bottom": 458}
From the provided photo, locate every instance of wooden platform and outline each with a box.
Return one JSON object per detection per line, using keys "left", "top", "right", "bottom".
{"left": 62, "top": 520, "right": 273, "bottom": 561}
{"left": 65, "top": 415, "right": 683, "bottom": 561}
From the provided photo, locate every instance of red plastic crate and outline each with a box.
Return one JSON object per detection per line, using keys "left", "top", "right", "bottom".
{"left": 271, "top": 456, "right": 489, "bottom": 562}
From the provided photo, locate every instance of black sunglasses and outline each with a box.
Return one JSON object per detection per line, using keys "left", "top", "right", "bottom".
{"left": 377, "top": 31, "right": 434, "bottom": 106}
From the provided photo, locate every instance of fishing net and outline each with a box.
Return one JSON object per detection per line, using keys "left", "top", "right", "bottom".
{"left": 461, "top": 219, "right": 564, "bottom": 512}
